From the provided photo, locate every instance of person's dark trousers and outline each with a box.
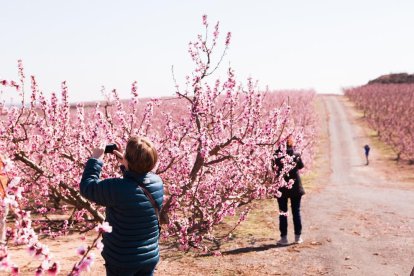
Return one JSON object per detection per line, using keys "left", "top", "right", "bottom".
{"left": 277, "top": 196, "right": 288, "bottom": 237}
{"left": 277, "top": 195, "right": 302, "bottom": 237}
{"left": 105, "top": 263, "right": 156, "bottom": 276}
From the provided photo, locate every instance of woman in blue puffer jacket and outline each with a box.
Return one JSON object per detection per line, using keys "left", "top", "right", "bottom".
{"left": 80, "top": 136, "right": 163, "bottom": 276}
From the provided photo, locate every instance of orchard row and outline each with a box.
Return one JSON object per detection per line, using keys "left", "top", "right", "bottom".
{"left": 345, "top": 84, "right": 414, "bottom": 162}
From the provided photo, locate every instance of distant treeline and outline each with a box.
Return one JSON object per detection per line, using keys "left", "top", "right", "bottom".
{"left": 368, "top": 73, "right": 414, "bottom": 85}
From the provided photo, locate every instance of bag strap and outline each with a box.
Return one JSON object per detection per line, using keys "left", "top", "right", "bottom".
{"left": 137, "top": 183, "right": 161, "bottom": 238}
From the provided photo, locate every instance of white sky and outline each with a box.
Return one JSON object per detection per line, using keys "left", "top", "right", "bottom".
{"left": 1, "top": 1, "right": 414, "bottom": 103}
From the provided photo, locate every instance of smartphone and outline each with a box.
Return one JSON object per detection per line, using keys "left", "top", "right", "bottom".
{"left": 104, "top": 144, "right": 118, "bottom": 154}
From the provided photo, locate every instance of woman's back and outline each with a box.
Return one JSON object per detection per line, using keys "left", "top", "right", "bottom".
{"left": 80, "top": 159, "right": 164, "bottom": 269}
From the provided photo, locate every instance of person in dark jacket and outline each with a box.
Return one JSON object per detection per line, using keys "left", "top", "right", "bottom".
{"left": 273, "top": 135, "right": 305, "bottom": 245}
{"left": 364, "top": 144, "right": 370, "bottom": 165}
{"left": 80, "top": 136, "right": 163, "bottom": 276}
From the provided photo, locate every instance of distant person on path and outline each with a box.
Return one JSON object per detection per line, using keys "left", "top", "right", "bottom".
{"left": 273, "top": 135, "right": 305, "bottom": 245}
{"left": 80, "top": 136, "right": 163, "bottom": 276}
{"left": 364, "top": 144, "right": 370, "bottom": 165}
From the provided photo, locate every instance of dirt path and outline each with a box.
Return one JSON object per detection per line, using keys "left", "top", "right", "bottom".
{"left": 293, "top": 95, "right": 414, "bottom": 275}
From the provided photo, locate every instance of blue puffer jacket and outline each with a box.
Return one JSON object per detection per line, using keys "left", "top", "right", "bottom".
{"left": 80, "top": 158, "right": 163, "bottom": 269}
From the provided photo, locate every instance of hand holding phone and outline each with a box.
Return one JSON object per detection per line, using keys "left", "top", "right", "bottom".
{"left": 104, "top": 144, "right": 118, "bottom": 154}
{"left": 107, "top": 143, "right": 124, "bottom": 160}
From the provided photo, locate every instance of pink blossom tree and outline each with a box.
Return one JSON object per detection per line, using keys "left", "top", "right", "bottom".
{"left": 0, "top": 16, "right": 317, "bottom": 273}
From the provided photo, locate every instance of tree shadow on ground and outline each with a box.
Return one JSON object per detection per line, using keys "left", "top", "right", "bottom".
{"left": 221, "top": 243, "right": 288, "bottom": 256}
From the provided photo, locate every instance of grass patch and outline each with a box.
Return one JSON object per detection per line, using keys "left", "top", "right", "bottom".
{"left": 303, "top": 95, "right": 332, "bottom": 192}
{"left": 229, "top": 200, "right": 277, "bottom": 239}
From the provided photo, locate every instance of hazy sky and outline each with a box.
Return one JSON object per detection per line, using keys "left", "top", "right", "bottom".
{"left": 1, "top": 1, "right": 414, "bottom": 103}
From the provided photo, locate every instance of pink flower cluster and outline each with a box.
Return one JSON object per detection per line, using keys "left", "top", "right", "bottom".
{"left": 95, "top": 222, "right": 112, "bottom": 233}
{"left": 0, "top": 159, "right": 60, "bottom": 275}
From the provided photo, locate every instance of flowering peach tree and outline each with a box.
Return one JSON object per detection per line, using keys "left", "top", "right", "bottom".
{"left": 0, "top": 15, "right": 317, "bottom": 274}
